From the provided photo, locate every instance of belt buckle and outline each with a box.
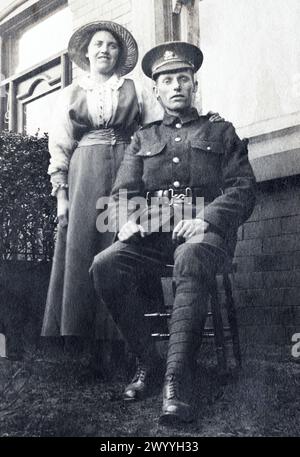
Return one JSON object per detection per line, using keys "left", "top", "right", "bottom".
{"left": 169, "top": 187, "right": 192, "bottom": 206}
{"left": 168, "top": 188, "right": 175, "bottom": 206}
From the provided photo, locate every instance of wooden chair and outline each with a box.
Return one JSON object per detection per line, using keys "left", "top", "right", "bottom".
{"left": 144, "top": 261, "right": 241, "bottom": 373}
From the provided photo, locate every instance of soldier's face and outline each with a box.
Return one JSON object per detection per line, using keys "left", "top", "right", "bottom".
{"left": 86, "top": 31, "right": 120, "bottom": 76}
{"left": 154, "top": 70, "right": 198, "bottom": 114}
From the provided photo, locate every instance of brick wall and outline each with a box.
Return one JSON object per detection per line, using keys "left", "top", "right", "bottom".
{"left": 69, "top": 0, "right": 132, "bottom": 31}
{"left": 232, "top": 176, "right": 300, "bottom": 358}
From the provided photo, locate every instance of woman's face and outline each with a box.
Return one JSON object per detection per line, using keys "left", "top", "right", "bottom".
{"left": 86, "top": 30, "right": 120, "bottom": 76}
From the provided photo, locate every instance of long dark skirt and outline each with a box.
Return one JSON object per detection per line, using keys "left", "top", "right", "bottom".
{"left": 42, "top": 142, "right": 127, "bottom": 337}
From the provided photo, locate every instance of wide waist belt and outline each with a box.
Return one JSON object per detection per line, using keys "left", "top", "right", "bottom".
{"left": 148, "top": 188, "right": 191, "bottom": 198}
{"left": 78, "top": 128, "right": 131, "bottom": 147}
{"left": 147, "top": 187, "right": 212, "bottom": 199}
{"left": 146, "top": 187, "right": 219, "bottom": 205}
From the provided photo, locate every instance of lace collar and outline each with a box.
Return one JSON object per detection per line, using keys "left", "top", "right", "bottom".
{"left": 78, "top": 74, "right": 125, "bottom": 91}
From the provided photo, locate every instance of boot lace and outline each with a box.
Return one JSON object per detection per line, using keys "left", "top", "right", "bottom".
{"left": 132, "top": 364, "right": 147, "bottom": 383}
{"left": 166, "top": 375, "right": 180, "bottom": 399}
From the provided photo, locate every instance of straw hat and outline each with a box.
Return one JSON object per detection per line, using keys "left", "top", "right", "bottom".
{"left": 68, "top": 21, "right": 138, "bottom": 76}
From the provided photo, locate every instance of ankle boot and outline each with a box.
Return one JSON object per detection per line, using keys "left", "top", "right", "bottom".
{"left": 160, "top": 374, "right": 194, "bottom": 425}
{"left": 124, "top": 355, "right": 164, "bottom": 401}
{"left": 124, "top": 360, "right": 149, "bottom": 401}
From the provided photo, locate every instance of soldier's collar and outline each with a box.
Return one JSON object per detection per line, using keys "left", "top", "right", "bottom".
{"left": 162, "top": 108, "right": 199, "bottom": 126}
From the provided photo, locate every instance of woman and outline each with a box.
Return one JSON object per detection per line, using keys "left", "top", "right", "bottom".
{"left": 42, "top": 21, "right": 141, "bottom": 339}
{"left": 42, "top": 20, "right": 223, "bottom": 344}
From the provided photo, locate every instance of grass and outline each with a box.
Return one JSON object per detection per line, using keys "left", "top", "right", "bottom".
{"left": 0, "top": 351, "right": 299, "bottom": 437}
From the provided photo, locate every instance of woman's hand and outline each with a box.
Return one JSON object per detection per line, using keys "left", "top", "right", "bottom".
{"left": 207, "top": 111, "right": 225, "bottom": 122}
{"left": 57, "top": 188, "right": 69, "bottom": 228}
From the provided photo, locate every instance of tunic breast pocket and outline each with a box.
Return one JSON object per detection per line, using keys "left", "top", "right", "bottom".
{"left": 136, "top": 142, "right": 169, "bottom": 187}
{"left": 190, "top": 139, "right": 224, "bottom": 187}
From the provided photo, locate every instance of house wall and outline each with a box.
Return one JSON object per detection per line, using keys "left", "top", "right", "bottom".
{"left": 1, "top": 0, "right": 300, "bottom": 360}
{"left": 198, "top": 0, "right": 300, "bottom": 360}
{"left": 233, "top": 178, "right": 300, "bottom": 359}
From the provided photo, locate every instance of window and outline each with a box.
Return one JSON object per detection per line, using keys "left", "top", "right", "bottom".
{"left": 0, "top": 0, "right": 72, "bottom": 135}
{"left": 24, "top": 88, "right": 59, "bottom": 136}
{"left": 4, "top": 6, "right": 72, "bottom": 76}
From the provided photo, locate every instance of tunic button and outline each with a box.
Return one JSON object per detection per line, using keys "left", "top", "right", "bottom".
{"left": 173, "top": 181, "right": 180, "bottom": 188}
{"left": 175, "top": 123, "right": 182, "bottom": 129}
{"left": 146, "top": 151, "right": 152, "bottom": 155}
{"left": 175, "top": 137, "right": 181, "bottom": 142}
{"left": 172, "top": 157, "right": 180, "bottom": 164}
{"left": 207, "top": 146, "right": 211, "bottom": 151}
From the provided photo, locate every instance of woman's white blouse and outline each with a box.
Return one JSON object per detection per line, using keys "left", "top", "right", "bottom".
{"left": 83, "top": 74, "right": 125, "bottom": 127}
{"left": 48, "top": 74, "right": 144, "bottom": 196}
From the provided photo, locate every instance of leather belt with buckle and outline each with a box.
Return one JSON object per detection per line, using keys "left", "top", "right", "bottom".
{"left": 146, "top": 187, "right": 193, "bottom": 206}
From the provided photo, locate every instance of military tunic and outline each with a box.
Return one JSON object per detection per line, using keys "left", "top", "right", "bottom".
{"left": 110, "top": 108, "right": 256, "bottom": 256}
{"left": 90, "top": 108, "right": 256, "bottom": 368}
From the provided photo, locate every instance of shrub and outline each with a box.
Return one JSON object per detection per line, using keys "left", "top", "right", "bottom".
{"left": 0, "top": 131, "right": 56, "bottom": 262}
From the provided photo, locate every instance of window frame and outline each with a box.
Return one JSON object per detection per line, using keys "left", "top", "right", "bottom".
{"left": 153, "top": 0, "right": 200, "bottom": 47}
{"left": 0, "top": 49, "right": 71, "bottom": 132}
{"left": 0, "top": 0, "right": 71, "bottom": 133}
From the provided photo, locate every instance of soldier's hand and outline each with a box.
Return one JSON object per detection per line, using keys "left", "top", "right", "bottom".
{"left": 118, "top": 221, "right": 146, "bottom": 242}
{"left": 172, "top": 218, "right": 209, "bottom": 241}
{"left": 207, "top": 111, "right": 225, "bottom": 122}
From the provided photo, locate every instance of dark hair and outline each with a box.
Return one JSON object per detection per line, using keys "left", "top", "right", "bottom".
{"left": 85, "top": 28, "right": 123, "bottom": 69}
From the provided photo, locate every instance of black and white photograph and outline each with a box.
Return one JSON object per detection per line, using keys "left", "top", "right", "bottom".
{"left": 0, "top": 0, "right": 299, "bottom": 441}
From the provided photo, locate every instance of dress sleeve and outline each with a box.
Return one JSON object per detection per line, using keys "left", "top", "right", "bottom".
{"left": 47, "top": 86, "right": 78, "bottom": 196}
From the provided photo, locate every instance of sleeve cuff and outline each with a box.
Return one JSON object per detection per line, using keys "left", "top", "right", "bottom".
{"left": 50, "top": 171, "right": 68, "bottom": 197}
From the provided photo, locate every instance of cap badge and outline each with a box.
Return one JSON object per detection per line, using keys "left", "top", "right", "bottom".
{"left": 163, "top": 50, "right": 177, "bottom": 61}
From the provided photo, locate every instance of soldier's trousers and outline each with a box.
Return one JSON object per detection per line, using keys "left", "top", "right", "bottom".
{"left": 90, "top": 233, "right": 226, "bottom": 376}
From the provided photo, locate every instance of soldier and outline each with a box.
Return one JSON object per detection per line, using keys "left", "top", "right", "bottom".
{"left": 90, "top": 41, "right": 256, "bottom": 425}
